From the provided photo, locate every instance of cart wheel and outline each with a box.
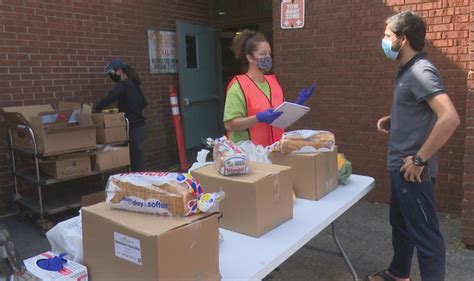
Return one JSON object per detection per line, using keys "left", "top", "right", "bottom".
{"left": 16, "top": 207, "right": 31, "bottom": 222}
{"left": 37, "top": 219, "right": 54, "bottom": 234}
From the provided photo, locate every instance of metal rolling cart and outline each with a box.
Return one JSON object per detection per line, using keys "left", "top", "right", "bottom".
{"left": 5, "top": 114, "right": 131, "bottom": 231}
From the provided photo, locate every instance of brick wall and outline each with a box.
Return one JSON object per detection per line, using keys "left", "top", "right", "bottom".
{"left": 272, "top": 0, "right": 468, "bottom": 214}
{"left": 0, "top": 0, "right": 212, "bottom": 211}
{"left": 462, "top": 0, "right": 474, "bottom": 248}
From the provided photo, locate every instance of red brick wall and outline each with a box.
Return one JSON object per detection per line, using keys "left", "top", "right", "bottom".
{"left": 462, "top": 0, "right": 474, "bottom": 248}
{"left": 0, "top": 0, "right": 212, "bottom": 211}
{"left": 273, "top": 0, "right": 468, "bottom": 214}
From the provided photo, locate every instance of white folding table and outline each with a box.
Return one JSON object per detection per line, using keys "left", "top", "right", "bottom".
{"left": 219, "top": 174, "right": 375, "bottom": 281}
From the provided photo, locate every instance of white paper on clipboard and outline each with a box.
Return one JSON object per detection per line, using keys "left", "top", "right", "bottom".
{"left": 271, "top": 102, "right": 310, "bottom": 129}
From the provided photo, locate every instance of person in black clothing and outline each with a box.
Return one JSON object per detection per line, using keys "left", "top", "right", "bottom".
{"left": 95, "top": 59, "right": 147, "bottom": 171}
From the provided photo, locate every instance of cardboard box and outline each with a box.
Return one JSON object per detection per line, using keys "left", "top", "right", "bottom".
{"left": 41, "top": 153, "right": 92, "bottom": 179}
{"left": 82, "top": 202, "right": 220, "bottom": 281}
{"left": 268, "top": 150, "right": 338, "bottom": 200}
{"left": 96, "top": 126, "right": 127, "bottom": 144}
{"left": 191, "top": 161, "right": 293, "bottom": 237}
{"left": 93, "top": 146, "right": 130, "bottom": 171}
{"left": 57, "top": 101, "right": 82, "bottom": 111}
{"left": 23, "top": 251, "right": 88, "bottom": 281}
{"left": 4, "top": 105, "right": 52, "bottom": 150}
{"left": 92, "top": 113, "right": 127, "bottom": 144}
{"left": 81, "top": 191, "right": 105, "bottom": 207}
{"left": 1, "top": 105, "right": 97, "bottom": 155}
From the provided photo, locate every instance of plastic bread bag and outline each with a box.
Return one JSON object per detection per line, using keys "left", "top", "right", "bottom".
{"left": 337, "top": 153, "right": 352, "bottom": 185}
{"left": 270, "top": 130, "right": 336, "bottom": 154}
{"left": 106, "top": 172, "right": 225, "bottom": 216}
{"left": 207, "top": 137, "right": 248, "bottom": 176}
{"left": 236, "top": 141, "right": 271, "bottom": 163}
{"left": 189, "top": 149, "right": 214, "bottom": 172}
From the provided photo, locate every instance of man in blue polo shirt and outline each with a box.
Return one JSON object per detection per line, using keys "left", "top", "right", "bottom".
{"left": 368, "top": 12, "right": 460, "bottom": 281}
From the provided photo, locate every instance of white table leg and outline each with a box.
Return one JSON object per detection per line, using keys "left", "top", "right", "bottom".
{"left": 331, "top": 222, "right": 359, "bottom": 281}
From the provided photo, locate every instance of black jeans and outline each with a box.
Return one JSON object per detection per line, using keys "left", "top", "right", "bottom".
{"left": 388, "top": 171, "right": 445, "bottom": 281}
{"left": 129, "top": 125, "right": 146, "bottom": 171}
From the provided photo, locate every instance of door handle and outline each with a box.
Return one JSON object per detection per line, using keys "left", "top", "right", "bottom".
{"left": 183, "top": 96, "right": 218, "bottom": 108}
{"left": 183, "top": 98, "right": 190, "bottom": 107}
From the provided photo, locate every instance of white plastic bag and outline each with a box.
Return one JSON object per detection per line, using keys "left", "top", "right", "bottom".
{"left": 188, "top": 149, "right": 214, "bottom": 171}
{"left": 237, "top": 141, "right": 271, "bottom": 163}
{"left": 46, "top": 214, "right": 83, "bottom": 263}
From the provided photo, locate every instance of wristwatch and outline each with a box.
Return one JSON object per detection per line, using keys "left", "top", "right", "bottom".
{"left": 412, "top": 154, "right": 427, "bottom": 167}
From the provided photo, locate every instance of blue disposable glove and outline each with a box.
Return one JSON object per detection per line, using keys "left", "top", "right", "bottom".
{"left": 37, "top": 252, "right": 67, "bottom": 271}
{"left": 256, "top": 109, "right": 283, "bottom": 124}
{"left": 295, "top": 83, "right": 316, "bottom": 105}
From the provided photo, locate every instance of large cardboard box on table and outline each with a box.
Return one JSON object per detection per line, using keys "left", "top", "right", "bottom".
{"left": 93, "top": 146, "right": 130, "bottom": 171}
{"left": 40, "top": 153, "right": 92, "bottom": 179}
{"left": 92, "top": 113, "right": 127, "bottom": 144}
{"left": 82, "top": 202, "right": 220, "bottom": 281}
{"left": 1, "top": 105, "right": 97, "bottom": 155}
{"left": 191, "top": 161, "right": 293, "bottom": 237}
{"left": 268, "top": 150, "right": 338, "bottom": 200}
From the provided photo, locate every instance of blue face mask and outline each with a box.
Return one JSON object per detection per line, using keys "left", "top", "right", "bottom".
{"left": 256, "top": 55, "right": 272, "bottom": 72}
{"left": 381, "top": 38, "right": 400, "bottom": 60}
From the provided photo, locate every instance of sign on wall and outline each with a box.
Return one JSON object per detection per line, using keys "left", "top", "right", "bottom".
{"left": 147, "top": 30, "right": 178, "bottom": 73}
{"left": 281, "top": 0, "right": 305, "bottom": 29}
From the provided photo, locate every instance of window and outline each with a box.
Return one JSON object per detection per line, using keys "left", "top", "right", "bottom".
{"left": 185, "top": 35, "right": 198, "bottom": 69}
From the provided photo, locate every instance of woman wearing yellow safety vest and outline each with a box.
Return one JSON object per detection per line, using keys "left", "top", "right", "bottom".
{"left": 224, "top": 30, "right": 315, "bottom": 147}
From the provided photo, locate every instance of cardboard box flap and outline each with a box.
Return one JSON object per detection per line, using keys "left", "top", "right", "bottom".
{"left": 1, "top": 105, "right": 54, "bottom": 125}
{"left": 82, "top": 103, "right": 93, "bottom": 114}
{"left": 191, "top": 161, "right": 290, "bottom": 183}
{"left": 58, "top": 101, "right": 81, "bottom": 111}
{"left": 82, "top": 202, "right": 217, "bottom": 236}
{"left": 29, "top": 113, "right": 95, "bottom": 133}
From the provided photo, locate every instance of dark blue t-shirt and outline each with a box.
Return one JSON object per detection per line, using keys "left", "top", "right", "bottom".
{"left": 388, "top": 53, "right": 444, "bottom": 177}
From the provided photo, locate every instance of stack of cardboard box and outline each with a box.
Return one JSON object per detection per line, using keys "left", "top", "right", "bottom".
{"left": 2, "top": 104, "right": 97, "bottom": 156}
{"left": 78, "top": 148, "right": 339, "bottom": 279}
{"left": 1, "top": 102, "right": 131, "bottom": 179}
{"left": 91, "top": 112, "right": 127, "bottom": 144}
{"left": 40, "top": 130, "right": 339, "bottom": 280}
{"left": 90, "top": 109, "right": 130, "bottom": 172}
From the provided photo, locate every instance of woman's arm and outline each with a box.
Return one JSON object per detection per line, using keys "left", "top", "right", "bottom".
{"left": 94, "top": 83, "right": 124, "bottom": 112}
{"left": 224, "top": 116, "right": 258, "bottom": 132}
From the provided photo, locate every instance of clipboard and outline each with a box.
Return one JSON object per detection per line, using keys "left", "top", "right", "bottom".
{"left": 271, "top": 102, "right": 310, "bottom": 129}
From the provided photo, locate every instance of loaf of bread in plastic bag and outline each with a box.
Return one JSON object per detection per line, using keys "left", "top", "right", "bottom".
{"left": 279, "top": 130, "right": 335, "bottom": 154}
{"left": 213, "top": 139, "right": 248, "bottom": 176}
{"left": 106, "top": 172, "right": 223, "bottom": 216}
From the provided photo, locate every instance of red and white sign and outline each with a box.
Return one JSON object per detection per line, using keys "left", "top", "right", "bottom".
{"left": 281, "top": 0, "right": 305, "bottom": 29}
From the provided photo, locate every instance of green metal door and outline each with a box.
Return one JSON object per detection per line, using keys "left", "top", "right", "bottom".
{"left": 177, "top": 22, "right": 220, "bottom": 149}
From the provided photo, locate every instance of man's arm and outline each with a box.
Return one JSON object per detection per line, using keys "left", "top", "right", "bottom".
{"left": 401, "top": 93, "right": 460, "bottom": 182}
{"left": 417, "top": 93, "right": 460, "bottom": 162}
